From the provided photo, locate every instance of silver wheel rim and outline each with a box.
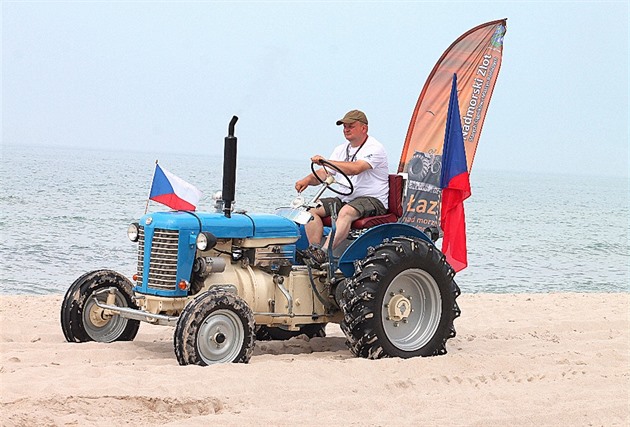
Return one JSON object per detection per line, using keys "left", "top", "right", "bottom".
{"left": 381, "top": 268, "right": 442, "bottom": 351}
{"left": 83, "top": 290, "right": 128, "bottom": 343}
{"left": 197, "top": 309, "right": 244, "bottom": 364}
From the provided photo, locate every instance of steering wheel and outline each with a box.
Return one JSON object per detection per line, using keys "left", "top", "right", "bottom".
{"left": 311, "top": 159, "right": 354, "bottom": 196}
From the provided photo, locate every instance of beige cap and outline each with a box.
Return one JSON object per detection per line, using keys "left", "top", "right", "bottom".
{"left": 336, "top": 110, "right": 368, "bottom": 126}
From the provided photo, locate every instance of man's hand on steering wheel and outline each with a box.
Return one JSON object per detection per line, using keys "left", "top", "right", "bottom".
{"left": 310, "top": 159, "right": 354, "bottom": 196}
{"left": 310, "top": 155, "right": 326, "bottom": 165}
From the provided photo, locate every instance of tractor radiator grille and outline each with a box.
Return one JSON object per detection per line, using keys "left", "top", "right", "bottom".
{"left": 137, "top": 227, "right": 180, "bottom": 291}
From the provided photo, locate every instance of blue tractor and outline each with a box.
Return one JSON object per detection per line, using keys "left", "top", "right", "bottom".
{"left": 60, "top": 117, "right": 461, "bottom": 365}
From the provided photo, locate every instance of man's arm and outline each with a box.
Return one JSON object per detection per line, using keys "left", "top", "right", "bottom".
{"left": 295, "top": 164, "right": 328, "bottom": 193}
{"left": 311, "top": 155, "right": 372, "bottom": 176}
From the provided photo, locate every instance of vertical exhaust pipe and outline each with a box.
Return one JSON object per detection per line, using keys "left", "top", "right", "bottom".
{"left": 222, "top": 116, "right": 238, "bottom": 218}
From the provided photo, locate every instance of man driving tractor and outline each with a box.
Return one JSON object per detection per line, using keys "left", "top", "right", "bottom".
{"left": 294, "top": 109, "right": 389, "bottom": 265}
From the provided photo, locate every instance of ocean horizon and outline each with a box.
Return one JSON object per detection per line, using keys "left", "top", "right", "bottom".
{"left": 1, "top": 143, "right": 628, "bottom": 295}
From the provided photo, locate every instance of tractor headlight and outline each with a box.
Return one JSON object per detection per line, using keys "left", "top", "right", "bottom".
{"left": 196, "top": 232, "right": 217, "bottom": 251}
{"left": 127, "top": 222, "right": 140, "bottom": 242}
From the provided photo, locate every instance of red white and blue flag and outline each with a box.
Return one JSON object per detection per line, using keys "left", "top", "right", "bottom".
{"left": 440, "top": 74, "right": 471, "bottom": 272}
{"left": 149, "top": 163, "right": 202, "bottom": 211}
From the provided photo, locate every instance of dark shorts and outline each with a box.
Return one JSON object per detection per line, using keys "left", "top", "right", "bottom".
{"left": 319, "top": 196, "right": 387, "bottom": 218}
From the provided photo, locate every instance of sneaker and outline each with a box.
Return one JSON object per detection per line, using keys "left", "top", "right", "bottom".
{"left": 303, "top": 245, "right": 328, "bottom": 267}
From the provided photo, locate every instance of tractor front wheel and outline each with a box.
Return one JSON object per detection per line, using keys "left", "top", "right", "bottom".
{"left": 174, "top": 289, "right": 255, "bottom": 365}
{"left": 60, "top": 269, "right": 140, "bottom": 343}
{"left": 340, "top": 237, "right": 460, "bottom": 359}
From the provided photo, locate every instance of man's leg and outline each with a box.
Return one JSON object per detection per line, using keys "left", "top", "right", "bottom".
{"left": 323, "top": 204, "right": 361, "bottom": 250}
{"left": 304, "top": 205, "right": 326, "bottom": 246}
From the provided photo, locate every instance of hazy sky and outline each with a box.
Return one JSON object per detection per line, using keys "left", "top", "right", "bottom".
{"left": 2, "top": 1, "right": 628, "bottom": 178}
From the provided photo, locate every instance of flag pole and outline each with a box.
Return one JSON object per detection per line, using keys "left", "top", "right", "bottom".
{"left": 145, "top": 160, "right": 158, "bottom": 215}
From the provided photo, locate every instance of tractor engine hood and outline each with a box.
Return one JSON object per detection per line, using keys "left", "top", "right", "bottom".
{"left": 138, "top": 211, "right": 300, "bottom": 241}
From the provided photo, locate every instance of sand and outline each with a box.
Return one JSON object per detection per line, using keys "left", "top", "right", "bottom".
{"left": 1, "top": 293, "right": 628, "bottom": 426}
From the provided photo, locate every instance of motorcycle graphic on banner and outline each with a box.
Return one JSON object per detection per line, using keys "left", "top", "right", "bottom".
{"left": 400, "top": 150, "right": 442, "bottom": 232}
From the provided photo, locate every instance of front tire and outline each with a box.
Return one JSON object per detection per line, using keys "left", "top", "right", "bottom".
{"left": 339, "top": 237, "right": 460, "bottom": 359}
{"left": 60, "top": 269, "right": 140, "bottom": 343}
{"left": 174, "top": 289, "right": 255, "bottom": 365}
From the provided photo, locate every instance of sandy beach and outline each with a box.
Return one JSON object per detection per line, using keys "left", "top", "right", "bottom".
{"left": 1, "top": 292, "right": 628, "bottom": 426}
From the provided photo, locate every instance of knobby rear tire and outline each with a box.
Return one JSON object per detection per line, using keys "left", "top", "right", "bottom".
{"left": 339, "top": 237, "right": 461, "bottom": 359}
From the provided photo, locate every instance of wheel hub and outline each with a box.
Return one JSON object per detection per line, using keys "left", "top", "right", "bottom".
{"left": 380, "top": 268, "right": 442, "bottom": 352}
{"left": 196, "top": 309, "right": 245, "bottom": 364}
{"left": 213, "top": 331, "right": 227, "bottom": 345}
{"left": 88, "top": 303, "right": 112, "bottom": 327}
{"left": 387, "top": 294, "right": 412, "bottom": 322}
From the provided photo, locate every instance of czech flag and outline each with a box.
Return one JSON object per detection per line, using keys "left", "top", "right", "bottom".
{"left": 149, "top": 163, "right": 203, "bottom": 211}
{"left": 440, "top": 74, "right": 471, "bottom": 272}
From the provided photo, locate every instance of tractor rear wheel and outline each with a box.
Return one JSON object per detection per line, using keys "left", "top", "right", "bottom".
{"left": 60, "top": 269, "right": 140, "bottom": 343}
{"left": 174, "top": 289, "right": 255, "bottom": 365}
{"left": 339, "top": 237, "right": 460, "bottom": 359}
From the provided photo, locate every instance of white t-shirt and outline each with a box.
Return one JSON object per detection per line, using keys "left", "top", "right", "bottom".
{"left": 329, "top": 136, "right": 389, "bottom": 208}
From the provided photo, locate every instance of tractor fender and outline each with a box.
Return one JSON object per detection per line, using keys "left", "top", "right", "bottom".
{"left": 337, "top": 223, "right": 434, "bottom": 277}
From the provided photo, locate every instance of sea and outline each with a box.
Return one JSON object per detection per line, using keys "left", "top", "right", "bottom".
{"left": 1, "top": 144, "right": 628, "bottom": 295}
